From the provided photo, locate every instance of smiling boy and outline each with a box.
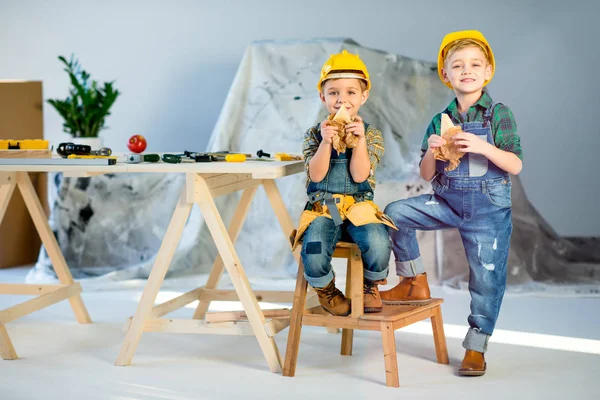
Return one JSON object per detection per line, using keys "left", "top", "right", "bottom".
{"left": 382, "top": 30, "right": 523, "bottom": 376}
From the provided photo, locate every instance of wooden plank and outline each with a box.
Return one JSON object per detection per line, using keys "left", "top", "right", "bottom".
{"left": 151, "top": 287, "right": 204, "bottom": 319}
{"left": 349, "top": 244, "right": 363, "bottom": 319}
{"left": 341, "top": 256, "right": 354, "bottom": 356}
{"left": 0, "top": 283, "right": 81, "bottom": 324}
{"left": 204, "top": 173, "right": 252, "bottom": 189}
{"left": 0, "top": 325, "right": 17, "bottom": 360}
{"left": 211, "top": 179, "right": 261, "bottom": 198}
{"left": 283, "top": 259, "right": 308, "bottom": 377}
{"left": 115, "top": 192, "right": 193, "bottom": 366}
{"left": 198, "top": 289, "right": 293, "bottom": 303}
{"left": 264, "top": 318, "right": 290, "bottom": 338}
{"left": 192, "top": 184, "right": 258, "bottom": 320}
{"left": 194, "top": 174, "right": 283, "bottom": 372}
{"left": 0, "top": 172, "right": 16, "bottom": 185}
{"left": 0, "top": 284, "right": 66, "bottom": 296}
{"left": 359, "top": 299, "right": 444, "bottom": 322}
{"left": 143, "top": 318, "right": 255, "bottom": 335}
{"left": 62, "top": 171, "right": 107, "bottom": 178}
{"left": 262, "top": 179, "right": 299, "bottom": 262}
{"left": 16, "top": 172, "right": 91, "bottom": 324}
{"left": 381, "top": 321, "right": 400, "bottom": 387}
{"left": 205, "top": 309, "right": 290, "bottom": 323}
{"left": 0, "top": 150, "right": 51, "bottom": 158}
{"left": 301, "top": 314, "right": 380, "bottom": 331}
{"left": 0, "top": 181, "right": 16, "bottom": 225}
{"left": 430, "top": 305, "right": 449, "bottom": 364}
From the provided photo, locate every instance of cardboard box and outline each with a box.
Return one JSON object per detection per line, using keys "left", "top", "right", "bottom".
{"left": 0, "top": 80, "right": 48, "bottom": 268}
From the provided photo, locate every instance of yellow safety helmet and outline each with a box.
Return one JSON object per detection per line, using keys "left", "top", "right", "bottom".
{"left": 317, "top": 50, "right": 371, "bottom": 92}
{"left": 437, "top": 30, "right": 495, "bottom": 89}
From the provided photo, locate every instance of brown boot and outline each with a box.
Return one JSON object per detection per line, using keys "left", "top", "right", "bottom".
{"left": 363, "top": 278, "right": 386, "bottom": 313}
{"left": 380, "top": 273, "right": 432, "bottom": 305}
{"left": 458, "top": 350, "right": 486, "bottom": 376}
{"left": 314, "top": 279, "right": 351, "bottom": 316}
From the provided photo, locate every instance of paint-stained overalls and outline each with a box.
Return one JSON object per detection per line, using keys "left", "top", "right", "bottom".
{"left": 384, "top": 102, "right": 512, "bottom": 353}
{"left": 301, "top": 123, "right": 391, "bottom": 289}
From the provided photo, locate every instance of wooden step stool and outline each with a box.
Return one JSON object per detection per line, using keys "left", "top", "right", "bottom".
{"left": 283, "top": 241, "right": 449, "bottom": 387}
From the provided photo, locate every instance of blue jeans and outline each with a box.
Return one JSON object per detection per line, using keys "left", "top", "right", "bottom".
{"left": 301, "top": 217, "right": 391, "bottom": 288}
{"left": 384, "top": 176, "right": 512, "bottom": 353}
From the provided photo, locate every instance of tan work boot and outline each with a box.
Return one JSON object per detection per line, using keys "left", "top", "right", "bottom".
{"left": 363, "top": 278, "right": 386, "bottom": 313}
{"left": 458, "top": 350, "right": 486, "bottom": 376}
{"left": 380, "top": 272, "right": 432, "bottom": 305}
{"left": 314, "top": 279, "right": 351, "bottom": 316}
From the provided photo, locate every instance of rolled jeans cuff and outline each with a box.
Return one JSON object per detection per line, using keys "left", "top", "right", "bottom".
{"left": 462, "top": 327, "right": 490, "bottom": 353}
{"left": 395, "top": 256, "right": 425, "bottom": 277}
{"left": 305, "top": 270, "right": 335, "bottom": 289}
{"left": 364, "top": 267, "right": 388, "bottom": 282}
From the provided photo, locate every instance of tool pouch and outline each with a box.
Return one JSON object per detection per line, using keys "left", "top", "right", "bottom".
{"left": 290, "top": 210, "right": 322, "bottom": 251}
{"left": 345, "top": 201, "right": 398, "bottom": 230}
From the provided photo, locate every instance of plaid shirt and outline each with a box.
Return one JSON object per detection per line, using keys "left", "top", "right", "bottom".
{"left": 421, "top": 91, "right": 523, "bottom": 161}
{"left": 302, "top": 123, "right": 384, "bottom": 190}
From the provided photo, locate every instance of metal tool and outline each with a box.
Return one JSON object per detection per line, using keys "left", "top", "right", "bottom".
{"left": 90, "top": 147, "right": 112, "bottom": 156}
{"left": 125, "top": 154, "right": 160, "bottom": 163}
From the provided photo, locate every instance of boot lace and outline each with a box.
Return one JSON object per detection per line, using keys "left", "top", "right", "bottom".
{"left": 363, "top": 280, "right": 377, "bottom": 297}
{"left": 321, "top": 283, "right": 343, "bottom": 301}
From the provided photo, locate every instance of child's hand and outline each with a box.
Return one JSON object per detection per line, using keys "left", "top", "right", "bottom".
{"left": 345, "top": 115, "right": 365, "bottom": 138}
{"left": 320, "top": 120, "right": 337, "bottom": 145}
{"left": 453, "top": 132, "right": 492, "bottom": 155}
{"left": 428, "top": 134, "right": 447, "bottom": 149}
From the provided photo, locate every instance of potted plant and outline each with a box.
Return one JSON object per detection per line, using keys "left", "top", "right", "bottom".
{"left": 47, "top": 55, "right": 120, "bottom": 147}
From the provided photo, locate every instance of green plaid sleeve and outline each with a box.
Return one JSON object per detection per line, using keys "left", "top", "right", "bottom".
{"left": 366, "top": 126, "right": 385, "bottom": 189}
{"left": 492, "top": 104, "right": 522, "bottom": 160}
{"left": 302, "top": 125, "right": 320, "bottom": 173}
{"left": 302, "top": 126, "right": 320, "bottom": 187}
{"left": 420, "top": 115, "right": 440, "bottom": 164}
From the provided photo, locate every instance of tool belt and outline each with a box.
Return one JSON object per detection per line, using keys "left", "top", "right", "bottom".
{"left": 289, "top": 192, "right": 398, "bottom": 251}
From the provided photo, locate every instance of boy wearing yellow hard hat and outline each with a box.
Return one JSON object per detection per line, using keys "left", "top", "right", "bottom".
{"left": 382, "top": 30, "right": 523, "bottom": 376}
{"left": 289, "top": 50, "right": 396, "bottom": 316}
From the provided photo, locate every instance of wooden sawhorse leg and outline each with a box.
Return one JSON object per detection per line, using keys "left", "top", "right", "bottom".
{"left": 0, "top": 172, "right": 91, "bottom": 360}
{"left": 193, "top": 175, "right": 283, "bottom": 372}
{"left": 192, "top": 186, "right": 258, "bottom": 320}
{"left": 115, "top": 192, "right": 193, "bottom": 366}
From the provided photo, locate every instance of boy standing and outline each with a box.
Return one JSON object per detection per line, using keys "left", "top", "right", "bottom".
{"left": 290, "top": 50, "right": 395, "bottom": 316}
{"left": 381, "top": 31, "right": 523, "bottom": 375}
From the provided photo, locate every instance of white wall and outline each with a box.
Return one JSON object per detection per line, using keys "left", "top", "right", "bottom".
{"left": 0, "top": 0, "right": 598, "bottom": 236}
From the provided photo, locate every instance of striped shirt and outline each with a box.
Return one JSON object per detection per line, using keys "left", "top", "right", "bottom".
{"left": 302, "top": 123, "right": 384, "bottom": 190}
{"left": 421, "top": 91, "right": 522, "bottom": 161}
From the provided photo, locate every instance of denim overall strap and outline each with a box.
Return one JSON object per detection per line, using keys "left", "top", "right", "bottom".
{"left": 307, "top": 121, "right": 373, "bottom": 197}
{"left": 436, "top": 102, "right": 508, "bottom": 180}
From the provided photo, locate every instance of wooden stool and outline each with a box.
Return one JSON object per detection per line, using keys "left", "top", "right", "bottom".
{"left": 283, "top": 241, "right": 449, "bottom": 387}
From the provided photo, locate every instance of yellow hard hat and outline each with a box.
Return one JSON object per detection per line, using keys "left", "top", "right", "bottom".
{"left": 317, "top": 50, "right": 371, "bottom": 92}
{"left": 437, "top": 30, "right": 495, "bottom": 89}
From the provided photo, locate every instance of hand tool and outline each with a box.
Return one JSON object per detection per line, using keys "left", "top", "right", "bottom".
{"left": 125, "top": 154, "right": 161, "bottom": 163}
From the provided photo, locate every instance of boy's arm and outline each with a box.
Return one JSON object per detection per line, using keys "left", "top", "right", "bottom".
{"left": 349, "top": 121, "right": 384, "bottom": 184}
{"left": 303, "top": 124, "right": 331, "bottom": 183}
{"left": 452, "top": 105, "right": 523, "bottom": 175}
{"left": 419, "top": 118, "right": 439, "bottom": 181}
{"left": 348, "top": 116, "right": 373, "bottom": 183}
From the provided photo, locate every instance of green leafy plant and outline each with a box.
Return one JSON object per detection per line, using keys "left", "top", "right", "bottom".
{"left": 47, "top": 55, "right": 120, "bottom": 138}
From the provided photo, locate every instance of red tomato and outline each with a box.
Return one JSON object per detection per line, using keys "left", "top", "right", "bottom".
{"left": 127, "top": 135, "right": 147, "bottom": 153}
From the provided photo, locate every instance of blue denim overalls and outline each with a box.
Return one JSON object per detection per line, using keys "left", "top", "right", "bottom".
{"left": 384, "top": 103, "right": 512, "bottom": 352}
{"left": 301, "top": 123, "right": 391, "bottom": 288}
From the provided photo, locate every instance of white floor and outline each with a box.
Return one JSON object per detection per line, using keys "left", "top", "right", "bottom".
{"left": 1, "top": 266, "right": 599, "bottom": 400}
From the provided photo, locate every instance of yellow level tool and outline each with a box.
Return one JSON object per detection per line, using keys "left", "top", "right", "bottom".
{"left": 0, "top": 139, "right": 49, "bottom": 150}
{"left": 67, "top": 154, "right": 117, "bottom": 160}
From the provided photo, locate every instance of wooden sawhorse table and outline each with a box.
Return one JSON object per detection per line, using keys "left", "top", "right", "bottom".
{"left": 114, "top": 160, "right": 305, "bottom": 372}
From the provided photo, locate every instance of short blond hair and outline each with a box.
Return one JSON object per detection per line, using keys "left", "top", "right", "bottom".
{"left": 443, "top": 39, "right": 491, "bottom": 66}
